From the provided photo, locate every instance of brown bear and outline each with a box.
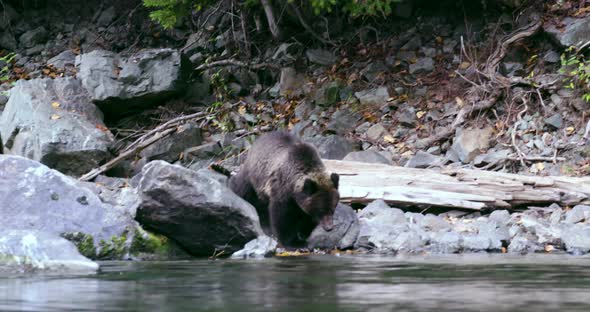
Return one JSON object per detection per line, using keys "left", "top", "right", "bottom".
{"left": 228, "top": 131, "right": 340, "bottom": 248}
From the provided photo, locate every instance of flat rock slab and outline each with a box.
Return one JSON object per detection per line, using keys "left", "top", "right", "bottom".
{"left": 136, "top": 161, "right": 263, "bottom": 257}
{"left": 0, "top": 78, "right": 113, "bottom": 176}
{"left": 0, "top": 230, "right": 98, "bottom": 273}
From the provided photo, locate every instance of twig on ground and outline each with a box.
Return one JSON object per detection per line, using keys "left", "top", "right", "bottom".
{"left": 510, "top": 102, "right": 529, "bottom": 168}
{"left": 195, "top": 59, "right": 280, "bottom": 71}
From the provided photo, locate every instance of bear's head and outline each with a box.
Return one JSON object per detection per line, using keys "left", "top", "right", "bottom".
{"left": 295, "top": 172, "right": 340, "bottom": 231}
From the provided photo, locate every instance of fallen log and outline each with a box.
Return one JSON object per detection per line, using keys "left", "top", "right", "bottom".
{"left": 324, "top": 160, "right": 590, "bottom": 211}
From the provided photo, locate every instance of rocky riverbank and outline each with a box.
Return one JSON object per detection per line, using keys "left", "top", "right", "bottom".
{"left": 2, "top": 0, "right": 590, "bottom": 271}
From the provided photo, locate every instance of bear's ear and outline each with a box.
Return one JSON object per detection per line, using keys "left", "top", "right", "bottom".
{"left": 330, "top": 173, "right": 339, "bottom": 189}
{"left": 302, "top": 178, "right": 318, "bottom": 194}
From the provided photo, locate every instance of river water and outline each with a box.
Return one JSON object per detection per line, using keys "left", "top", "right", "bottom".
{"left": 1, "top": 254, "right": 590, "bottom": 312}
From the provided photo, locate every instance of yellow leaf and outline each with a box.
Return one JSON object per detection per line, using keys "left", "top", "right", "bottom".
{"left": 275, "top": 250, "right": 310, "bottom": 257}
{"left": 566, "top": 126, "right": 575, "bottom": 135}
{"left": 383, "top": 135, "right": 395, "bottom": 143}
{"left": 536, "top": 162, "right": 545, "bottom": 171}
{"left": 50, "top": 114, "right": 61, "bottom": 120}
{"left": 459, "top": 61, "right": 471, "bottom": 70}
{"left": 455, "top": 97, "right": 464, "bottom": 107}
{"left": 401, "top": 150, "right": 413, "bottom": 158}
{"left": 51, "top": 102, "right": 60, "bottom": 109}
{"left": 416, "top": 111, "right": 426, "bottom": 118}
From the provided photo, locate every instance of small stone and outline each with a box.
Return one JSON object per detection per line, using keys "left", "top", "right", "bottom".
{"left": 360, "top": 61, "right": 388, "bottom": 82}
{"left": 306, "top": 49, "right": 337, "bottom": 66}
{"left": 405, "top": 151, "right": 442, "bottom": 168}
{"left": 565, "top": 205, "right": 590, "bottom": 224}
{"left": 419, "top": 214, "right": 451, "bottom": 231}
{"left": 543, "top": 50, "right": 560, "bottom": 63}
{"left": 231, "top": 235, "right": 278, "bottom": 259}
{"left": 450, "top": 127, "right": 494, "bottom": 163}
{"left": 355, "top": 87, "right": 390, "bottom": 107}
{"left": 366, "top": 123, "right": 388, "bottom": 141}
{"left": 343, "top": 151, "right": 392, "bottom": 165}
{"left": 326, "top": 110, "right": 361, "bottom": 135}
{"left": 544, "top": 113, "right": 563, "bottom": 130}
{"left": 489, "top": 210, "right": 510, "bottom": 224}
{"left": 19, "top": 26, "right": 48, "bottom": 48}
{"left": 409, "top": 57, "right": 434, "bottom": 74}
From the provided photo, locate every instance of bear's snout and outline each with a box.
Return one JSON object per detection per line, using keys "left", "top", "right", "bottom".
{"left": 321, "top": 215, "right": 334, "bottom": 231}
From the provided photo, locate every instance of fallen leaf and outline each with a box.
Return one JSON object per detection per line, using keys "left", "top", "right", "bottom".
{"left": 544, "top": 244, "right": 554, "bottom": 252}
{"left": 459, "top": 61, "right": 471, "bottom": 70}
{"left": 51, "top": 101, "right": 60, "bottom": 108}
{"left": 416, "top": 111, "right": 426, "bottom": 118}
{"left": 95, "top": 124, "right": 109, "bottom": 132}
{"left": 50, "top": 114, "right": 61, "bottom": 120}
{"left": 401, "top": 150, "right": 413, "bottom": 158}
{"left": 536, "top": 162, "right": 545, "bottom": 171}
{"left": 275, "top": 250, "right": 310, "bottom": 257}
{"left": 238, "top": 106, "right": 247, "bottom": 115}
{"left": 455, "top": 97, "right": 465, "bottom": 107}
{"left": 566, "top": 126, "right": 575, "bottom": 135}
{"left": 383, "top": 135, "right": 395, "bottom": 143}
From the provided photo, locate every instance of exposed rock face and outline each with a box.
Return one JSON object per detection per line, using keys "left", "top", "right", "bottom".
{"left": 0, "top": 78, "right": 113, "bottom": 176}
{"left": 136, "top": 161, "right": 263, "bottom": 256}
{"left": 544, "top": 16, "right": 590, "bottom": 48}
{"left": 307, "top": 203, "right": 360, "bottom": 249}
{"left": 0, "top": 230, "right": 98, "bottom": 273}
{"left": 76, "top": 48, "right": 185, "bottom": 116}
{"left": 0, "top": 156, "right": 137, "bottom": 259}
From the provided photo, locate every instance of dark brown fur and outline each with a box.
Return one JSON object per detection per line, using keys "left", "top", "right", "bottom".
{"left": 228, "top": 131, "right": 340, "bottom": 248}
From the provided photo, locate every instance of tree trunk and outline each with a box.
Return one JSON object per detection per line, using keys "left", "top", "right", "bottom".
{"left": 260, "top": 0, "right": 281, "bottom": 40}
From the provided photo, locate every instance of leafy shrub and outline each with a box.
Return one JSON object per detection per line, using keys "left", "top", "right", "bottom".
{"left": 560, "top": 46, "right": 590, "bottom": 102}
{"left": 0, "top": 52, "right": 16, "bottom": 82}
{"left": 143, "top": 0, "right": 400, "bottom": 29}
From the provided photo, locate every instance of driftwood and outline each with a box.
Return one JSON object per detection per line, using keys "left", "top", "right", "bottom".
{"left": 324, "top": 160, "right": 590, "bottom": 211}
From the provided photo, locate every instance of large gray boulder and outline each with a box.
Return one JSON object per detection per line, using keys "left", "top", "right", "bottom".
{"left": 305, "top": 135, "right": 359, "bottom": 160}
{"left": 0, "top": 156, "right": 137, "bottom": 259}
{"left": 355, "top": 200, "right": 426, "bottom": 252}
{"left": 136, "top": 161, "right": 263, "bottom": 256}
{"left": 76, "top": 48, "right": 184, "bottom": 115}
{"left": 0, "top": 78, "right": 113, "bottom": 176}
{"left": 307, "top": 203, "right": 360, "bottom": 249}
{"left": 0, "top": 230, "right": 98, "bottom": 273}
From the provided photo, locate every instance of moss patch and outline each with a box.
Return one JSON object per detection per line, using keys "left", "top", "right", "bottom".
{"left": 97, "top": 232, "right": 128, "bottom": 260}
{"left": 61, "top": 232, "right": 96, "bottom": 259}
{"left": 130, "top": 229, "right": 169, "bottom": 255}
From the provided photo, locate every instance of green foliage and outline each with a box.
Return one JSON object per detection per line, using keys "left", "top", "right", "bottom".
{"left": 0, "top": 52, "right": 16, "bottom": 82}
{"left": 560, "top": 46, "right": 590, "bottom": 102}
{"left": 144, "top": 0, "right": 400, "bottom": 29}
{"left": 143, "top": 0, "right": 201, "bottom": 28}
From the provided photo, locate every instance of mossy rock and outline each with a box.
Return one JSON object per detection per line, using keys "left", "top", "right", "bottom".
{"left": 130, "top": 227, "right": 191, "bottom": 260}
{"left": 61, "top": 232, "right": 96, "bottom": 259}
